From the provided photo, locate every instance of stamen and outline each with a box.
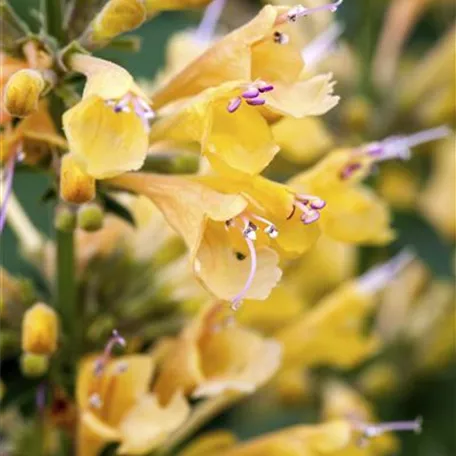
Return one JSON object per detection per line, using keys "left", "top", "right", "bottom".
{"left": 0, "top": 153, "right": 17, "bottom": 235}
{"left": 301, "top": 22, "right": 344, "bottom": 68}
{"left": 113, "top": 94, "right": 132, "bottom": 113}
{"left": 250, "top": 214, "right": 279, "bottom": 239}
{"left": 93, "top": 329, "right": 126, "bottom": 377}
{"left": 353, "top": 417, "right": 422, "bottom": 446}
{"left": 301, "top": 210, "right": 320, "bottom": 224}
{"left": 365, "top": 125, "right": 451, "bottom": 162}
{"left": 227, "top": 96, "right": 242, "bottom": 113}
{"left": 258, "top": 83, "right": 274, "bottom": 93}
{"left": 357, "top": 249, "right": 415, "bottom": 295}
{"left": 242, "top": 87, "right": 260, "bottom": 99}
{"left": 246, "top": 98, "right": 266, "bottom": 106}
{"left": 194, "top": 0, "right": 226, "bottom": 43}
{"left": 278, "top": 1, "right": 343, "bottom": 24}
{"left": 340, "top": 162, "right": 362, "bottom": 180}
{"left": 231, "top": 233, "right": 258, "bottom": 311}
{"left": 291, "top": 195, "right": 326, "bottom": 225}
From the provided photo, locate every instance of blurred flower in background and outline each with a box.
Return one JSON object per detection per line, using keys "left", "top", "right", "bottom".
{"left": 0, "top": 0, "right": 454, "bottom": 455}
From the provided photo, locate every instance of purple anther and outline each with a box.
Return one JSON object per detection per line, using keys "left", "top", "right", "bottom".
{"left": 258, "top": 84, "right": 274, "bottom": 93}
{"left": 310, "top": 199, "right": 326, "bottom": 210}
{"left": 301, "top": 211, "right": 320, "bottom": 225}
{"left": 242, "top": 87, "right": 260, "bottom": 99}
{"left": 340, "top": 162, "right": 362, "bottom": 180}
{"left": 246, "top": 98, "right": 266, "bottom": 106}
{"left": 227, "top": 97, "right": 242, "bottom": 113}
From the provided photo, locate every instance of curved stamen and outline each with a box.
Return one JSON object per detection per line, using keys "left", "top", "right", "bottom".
{"left": 0, "top": 153, "right": 17, "bottom": 235}
{"left": 302, "top": 22, "right": 344, "bottom": 68}
{"left": 276, "top": 0, "right": 343, "bottom": 24}
{"left": 93, "top": 329, "right": 126, "bottom": 376}
{"left": 194, "top": 0, "right": 226, "bottom": 43}
{"left": 231, "top": 234, "right": 258, "bottom": 311}
{"left": 357, "top": 249, "right": 415, "bottom": 295}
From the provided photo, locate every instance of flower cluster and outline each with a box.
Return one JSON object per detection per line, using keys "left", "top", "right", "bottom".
{"left": 0, "top": 0, "right": 454, "bottom": 455}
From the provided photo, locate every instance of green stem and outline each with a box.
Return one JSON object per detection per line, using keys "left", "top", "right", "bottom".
{"left": 55, "top": 229, "right": 78, "bottom": 356}
{"left": 42, "top": 0, "right": 65, "bottom": 43}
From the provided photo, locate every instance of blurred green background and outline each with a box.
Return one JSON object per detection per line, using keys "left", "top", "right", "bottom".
{"left": 2, "top": 1, "right": 455, "bottom": 456}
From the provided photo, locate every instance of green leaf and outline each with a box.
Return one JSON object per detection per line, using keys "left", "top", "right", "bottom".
{"left": 393, "top": 211, "right": 453, "bottom": 278}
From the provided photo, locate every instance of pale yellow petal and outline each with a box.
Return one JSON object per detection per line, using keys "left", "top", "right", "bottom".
{"left": 63, "top": 95, "right": 148, "bottom": 179}
{"left": 118, "top": 392, "right": 190, "bottom": 454}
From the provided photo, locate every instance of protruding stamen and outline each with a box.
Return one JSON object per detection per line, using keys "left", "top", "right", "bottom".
{"left": 231, "top": 234, "right": 258, "bottom": 311}
{"left": 302, "top": 22, "right": 344, "bottom": 68}
{"left": 280, "top": 1, "right": 343, "bottom": 23}
{"left": 194, "top": 0, "right": 226, "bottom": 43}
{"left": 353, "top": 416, "right": 422, "bottom": 446}
{"left": 301, "top": 210, "right": 320, "bottom": 224}
{"left": 340, "top": 162, "right": 362, "bottom": 180}
{"left": 365, "top": 125, "right": 451, "bottom": 162}
{"left": 94, "top": 329, "right": 126, "bottom": 376}
{"left": 246, "top": 98, "right": 266, "bottom": 106}
{"left": 113, "top": 94, "right": 132, "bottom": 113}
{"left": 274, "top": 31, "right": 290, "bottom": 45}
{"left": 357, "top": 249, "right": 415, "bottom": 295}
{"left": 291, "top": 195, "right": 326, "bottom": 225}
{"left": 242, "top": 219, "right": 258, "bottom": 241}
{"left": 227, "top": 96, "right": 242, "bottom": 113}
{"left": 0, "top": 153, "right": 17, "bottom": 235}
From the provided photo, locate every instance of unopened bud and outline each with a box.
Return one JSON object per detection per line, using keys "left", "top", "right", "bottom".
{"left": 60, "top": 153, "right": 96, "bottom": 204}
{"left": 20, "top": 353, "right": 50, "bottom": 377}
{"left": 4, "top": 69, "right": 46, "bottom": 117}
{"left": 54, "top": 206, "right": 77, "bottom": 232}
{"left": 77, "top": 203, "right": 104, "bottom": 232}
{"left": 89, "top": 0, "right": 147, "bottom": 44}
{"left": 22, "top": 303, "right": 59, "bottom": 355}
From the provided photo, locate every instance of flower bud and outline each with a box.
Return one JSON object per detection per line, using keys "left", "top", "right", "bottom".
{"left": 77, "top": 203, "right": 104, "bottom": 232}
{"left": 20, "top": 353, "right": 50, "bottom": 377}
{"left": 22, "top": 302, "right": 59, "bottom": 355}
{"left": 4, "top": 69, "right": 45, "bottom": 117}
{"left": 54, "top": 205, "right": 77, "bottom": 233}
{"left": 60, "top": 153, "right": 96, "bottom": 204}
{"left": 90, "top": 0, "right": 147, "bottom": 44}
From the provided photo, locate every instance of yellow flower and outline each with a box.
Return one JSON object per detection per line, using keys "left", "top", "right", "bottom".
{"left": 419, "top": 134, "right": 455, "bottom": 240}
{"left": 77, "top": 352, "right": 190, "bottom": 456}
{"left": 60, "top": 153, "right": 96, "bottom": 204}
{"left": 322, "top": 380, "right": 399, "bottom": 455}
{"left": 276, "top": 252, "right": 414, "bottom": 370}
{"left": 62, "top": 54, "right": 152, "bottom": 179}
{"left": 150, "top": 76, "right": 336, "bottom": 175}
{"left": 22, "top": 302, "right": 59, "bottom": 355}
{"left": 110, "top": 172, "right": 283, "bottom": 307}
{"left": 153, "top": 303, "right": 282, "bottom": 404}
{"left": 288, "top": 127, "right": 450, "bottom": 245}
{"left": 181, "top": 420, "right": 352, "bottom": 456}
{"left": 151, "top": 4, "right": 340, "bottom": 109}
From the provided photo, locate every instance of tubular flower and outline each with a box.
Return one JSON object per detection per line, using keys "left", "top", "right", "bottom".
{"left": 22, "top": 302, "right": 59, "bottom": 356}
{"left": 62, "top": 54, "right": 153, "bottom": 179}
{"left": 77, "top": 339, "right": 190, "bottom": 456}
{"left": 182, "top": 420, "right": 353, "bottom": 456}
{"left": 150, "top": 3, "right": 341, "bottom": 109}
{"left": 276, "top": 252, "right": 414, "bottom": 369}
{"left": 150, "top": 76, "right": 337, "bottom": 175}
{"left": 288, "top": 127, "right": 449, "bottom": 244}
{"left": 153, "top": 303, "right": 282, "bottom": 404}
{"left": 110, "top": 172, "right": 284, "bottom": 307}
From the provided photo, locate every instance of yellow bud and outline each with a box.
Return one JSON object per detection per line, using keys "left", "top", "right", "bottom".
{"left": 60, "top": 153, "right": 96, "bottom": 204}
{"left": 20, "top": 353, "right": 50, "bottom": 377}
{"left": 77, "top": 203, "right": 104, "bottom": 232}
{"left": 4, "top": 69, "right": 45, "bottom": 117}
{"left": 91, "top": 0, "right": 147, "bottom": 43}
{"left": 22, "top": 302, "right": 59, "bottom": 355}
